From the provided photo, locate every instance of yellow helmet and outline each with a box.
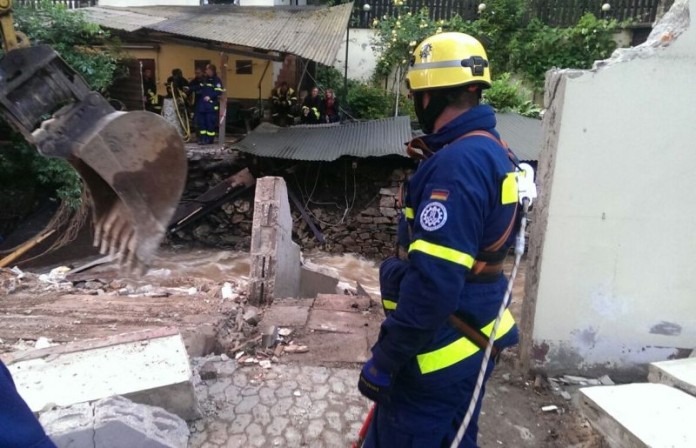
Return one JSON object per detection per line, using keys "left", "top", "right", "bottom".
{"left": 406, "top": 32, "right": 491, "bottom": 91}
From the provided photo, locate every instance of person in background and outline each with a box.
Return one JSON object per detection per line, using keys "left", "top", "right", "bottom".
{"left": 301, "top": 86, "right": 322, "bottom": 125}
{"left": 166, "top": 68, "right": 189, "bottom": 99}
{"left": 189, "top": 64, "right": 224, "bottom": 144}
{"left": 1, "top": 360, "right": 57, "bottom": 448}
{"left": 320, "top": 88, "right": 340, "bottom": 123}
{"left": 271, "top": 81, "right": 297, "bottom": 126}
{"left": 142, "top": 68, "right": 161, "bottom": 114}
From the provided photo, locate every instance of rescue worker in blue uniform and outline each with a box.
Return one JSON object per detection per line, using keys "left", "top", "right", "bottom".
{"left": 358, "top": 32, "right": 520, "bottom": 447}
{"left": 0, "top": 360, "right": 56, "bottom": 448}
{"left": 190, "top": 64, "right": 224, "bottom": 144}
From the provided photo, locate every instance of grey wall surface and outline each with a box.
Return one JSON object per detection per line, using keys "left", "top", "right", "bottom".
{"left": 521, "top": 0, "right": 696, "bottom": 379}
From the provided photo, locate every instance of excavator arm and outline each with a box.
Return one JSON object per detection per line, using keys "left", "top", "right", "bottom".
{"left": 0, "top": 1, "right": 187, "bottom": 272}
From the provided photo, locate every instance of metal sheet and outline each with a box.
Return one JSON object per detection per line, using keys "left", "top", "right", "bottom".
{"left": 232, "top": 117, "right": 412, "bottom": 161}
{"left": 495, "top": 113, "right": 543, "bottom": 162}
{"left": 80, "top": 4, "right": 352, "bottom": 66}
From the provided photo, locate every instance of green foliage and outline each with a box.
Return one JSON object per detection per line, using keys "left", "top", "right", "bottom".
{"left": 347, "top": 83, "right": 392, "bottom": 119}
{"left": 316, "top": 65, "right": 346, "bottom": 91}
{"left": 483, "top": 73, "right": 541, "bottom": 118}
{"left": 372, "top": 1, "right": 622, "bottom": 93}
{"left": 508, "top": 14, "right": 620, "bottom": 87}
{"left": 13, "top": 1, "right": 120, "bottom": 91}
{"left": 1, "top": 1, "right": 120, "bottom": 215}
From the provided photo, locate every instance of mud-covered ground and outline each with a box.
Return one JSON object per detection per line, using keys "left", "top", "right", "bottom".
{"left": 0, "top": 249, "right": 602, "bottom": 447}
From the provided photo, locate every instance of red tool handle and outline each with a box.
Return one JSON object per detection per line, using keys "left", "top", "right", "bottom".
{"left": 352, "top": 404, "right": 376, "bottom": 448}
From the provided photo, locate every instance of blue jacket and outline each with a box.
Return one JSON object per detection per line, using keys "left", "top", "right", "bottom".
{"left": 189, "top": 75, "right": 223, "bottom": 113}
{"left": 372, "top": 104, "right": 519, "bottom": 389}
{"left": 0, "top": 361, "right": 56, "bottom": 448}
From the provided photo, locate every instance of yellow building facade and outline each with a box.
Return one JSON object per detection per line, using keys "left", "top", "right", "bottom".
{"left": 124, "top": 42, "right": 275, "bottom": 101}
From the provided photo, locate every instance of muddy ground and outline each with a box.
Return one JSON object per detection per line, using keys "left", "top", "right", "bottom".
{"left": 0, "top": 249, "right": 602, "bottom": 447}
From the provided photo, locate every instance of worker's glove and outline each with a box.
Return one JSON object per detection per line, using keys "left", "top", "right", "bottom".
{"left": 358, "top": 358, "right": 391, "bottom": 404}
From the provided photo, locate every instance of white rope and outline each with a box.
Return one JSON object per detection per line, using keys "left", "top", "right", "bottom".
{"left": 450, "top": 199, "right": 530, "bottom": 448}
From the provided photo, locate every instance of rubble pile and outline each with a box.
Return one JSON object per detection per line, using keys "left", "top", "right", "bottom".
{"left": 172, "top": 163, "right": 414, "bottom": 260}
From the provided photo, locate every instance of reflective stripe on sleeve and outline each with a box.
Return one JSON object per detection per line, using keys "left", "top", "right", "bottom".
{"left": 409, "top": 240, "right": 474, "bottom": 269}
{"left": 417, "top": 309, "right": 516, "bottom": 374}
{"left": 404, "top": 207, "right": 415, "bottom": 219}
{"left": 382, "top": 298, "right": 397, "bottom": 311}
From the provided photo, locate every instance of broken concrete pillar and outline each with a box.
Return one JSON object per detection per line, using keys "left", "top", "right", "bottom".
{"left": 248, "top": 176, "right": 301, "bottom": 305}
{"left": 520, "top": 0, "right": 696, "bottom": 378}
{"left": 6, "top": 328, "right": 199, "bottom": 420}
{"left": 40, "top": 396, "right": 190, "bottom": 448}
{"left": 580, "top": 383, "right": 696, "bottom": 447}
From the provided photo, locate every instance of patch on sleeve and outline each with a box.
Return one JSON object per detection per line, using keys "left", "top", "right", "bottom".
{"left": 429, "top": 189, "right": 450, "bottom": 201}
{"left": 419, "top": 202, "right": 448, "bottom": 231}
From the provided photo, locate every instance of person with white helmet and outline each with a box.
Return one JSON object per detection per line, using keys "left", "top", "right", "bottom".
{"left": 358, "top": 32, "right": 521, "bottom": 447}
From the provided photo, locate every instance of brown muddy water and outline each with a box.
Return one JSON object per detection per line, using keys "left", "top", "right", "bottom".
{"left": 136, "top": 247, "right": 382, "bottom": 296}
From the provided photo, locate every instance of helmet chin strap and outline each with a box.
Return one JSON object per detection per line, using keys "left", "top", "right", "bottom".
{"left": 413, "top": 91, "right": 451, "bottom": 135}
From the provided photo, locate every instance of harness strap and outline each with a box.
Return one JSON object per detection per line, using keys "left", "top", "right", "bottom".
{"left": 455, "top": 130, "right": 519, "bottom": 276}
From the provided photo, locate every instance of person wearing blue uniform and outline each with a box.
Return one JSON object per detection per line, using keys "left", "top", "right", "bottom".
{"left": 1, "top": 360, "right": 57, "bottom": 448}
{"left": 190, "top": 64, "right": 224, "bottom": 144}
{"left": 358, "top": 32, "right": 521, "bottom": 447}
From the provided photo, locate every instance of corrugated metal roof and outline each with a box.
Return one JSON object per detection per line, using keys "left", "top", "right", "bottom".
{"left": 232, "top": 117, "right": 412, "bottom": 161}
{"left": 80, "top": 4, "right": 352, "bottom": 65}
{"left": 80, "top": 6, "right": 166, "bottom": 32}
{"left": 495, "top": 113, "right": 542, "bottom": 162}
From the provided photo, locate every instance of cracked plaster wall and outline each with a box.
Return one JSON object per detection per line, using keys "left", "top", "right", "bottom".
{"left": 521, "top": 0, "right": 695, "bottom": 380}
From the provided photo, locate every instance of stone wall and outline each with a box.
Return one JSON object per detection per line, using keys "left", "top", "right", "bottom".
{"left": 171, "top": 156, "right": 414, "bottom": 260}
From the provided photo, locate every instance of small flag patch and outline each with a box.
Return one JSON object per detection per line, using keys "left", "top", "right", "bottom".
{"left": 430, "top": 189, "right": 449, "bottom": 201}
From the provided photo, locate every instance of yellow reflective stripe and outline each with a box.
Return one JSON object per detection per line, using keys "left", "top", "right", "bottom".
{"left": 404, "top": 207, "right": 415, "bottom": 219}
{"left": 382, "top": 298, "right": 397, "bottom": 310}
{"left": 409, "top": 240, "right": 474, "bottom": 269}
{"left": 417, "top": 309, "right": 516, "bottom": 374}
{"left": 214, "top": 88, "right": 224, "bottom": 91}
{"left": 501, "top": 172, "right": 518, "bottom": 205}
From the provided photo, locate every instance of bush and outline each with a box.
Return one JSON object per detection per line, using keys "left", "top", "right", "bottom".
{"left": 483, "top": 73, "right": 541, "bottom": 118}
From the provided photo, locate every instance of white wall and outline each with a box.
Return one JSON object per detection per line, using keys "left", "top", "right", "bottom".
{"left": 521, "top": 0, "right": 696, "bottom": 379}
{"left": 99, "top": 0, "right": 200, "bottom": 6}
{"left": 333, "top": 28, "right": 379, "bottom": 82}
{"left": 239, "top": 0, "right": 306, "bottom": 5}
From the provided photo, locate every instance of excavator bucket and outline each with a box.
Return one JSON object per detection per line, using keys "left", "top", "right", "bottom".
{"left": 0, "top": 45, "right": 187, "bottom": 271}
{"left": 62, "top": 111, "right": 187, "bottom": 270}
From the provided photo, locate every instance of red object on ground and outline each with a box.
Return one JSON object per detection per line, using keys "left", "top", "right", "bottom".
{"left": 352, "top": 404, "right": 376, "bottom": 448}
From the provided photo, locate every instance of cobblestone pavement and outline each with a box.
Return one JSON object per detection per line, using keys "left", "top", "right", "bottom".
{"left": 189, "top": 358, "right": 370, "bottom": 447}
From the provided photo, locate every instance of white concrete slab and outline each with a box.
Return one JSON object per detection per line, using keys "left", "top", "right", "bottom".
{"left": 580, "top": 383, "right": 696, "bottom": 448}
{"left": 7, "top": 328, "right": 198, "bottom": 420}
{"left": 649, "top": 357, "right": 696, "bottom": 397}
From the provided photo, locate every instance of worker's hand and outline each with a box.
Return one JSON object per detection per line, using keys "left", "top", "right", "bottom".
{"left": 358, "top": 358, "right": 391, "bottom": 404}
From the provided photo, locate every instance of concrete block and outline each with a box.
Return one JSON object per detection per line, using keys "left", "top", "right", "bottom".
{"left": 580, "top": 383, "right": 696, "bottom": 448}
{"left": 260, "top": 304, "right": 311, "bottom": 328}
{"left": 648, "top": 357, "right": 696, "bottom": 397}
{"left": 41, "top": 396, "right": 189, "bottom": 448}
{"left": 300, "top": 261, "right": 339, "bottom": 298}
{"left": 8, "top": 328, "right": 199, "bottom": 420}
{"left": 307, "top": 309, "right": 367, "bottom": 334}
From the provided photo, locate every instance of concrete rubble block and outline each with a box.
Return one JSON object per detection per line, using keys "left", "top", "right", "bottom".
{"left": 40, "top": 396, "right": 189, "bottom": 448}
{"left": 300, "top": 260, "right": 340, "bottom": 299}
{"left": 648, "top": 357, "right": 696, "bottom": 397}
{"left": 259, "top": 299, "right": 313, "bottom": 328}
{"left": 307, "top": 309, "right": 369, "bottom": 334}
{"left": 580, "top": 383, "right": 696, "bottom": 448}
{"left": 7, "top": 328, "right": 199, "bottom": 421}
{"left": 249, "top": 177, "right": 301, "bottom": 305}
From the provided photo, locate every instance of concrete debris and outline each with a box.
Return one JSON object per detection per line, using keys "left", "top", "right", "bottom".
{"left": 243, "top": 306, "right": 261, "bottom": 325}
{"left": 40, "top": 396, "right": 189, "bottom": 448}
{"left": 278, "top": 327, "right": 293, "bottom": 337}
{"left": 261, "top": 325, "right": 278, "bottom": 348}
{"left": 598, "top": 375, "right": 615, "bottom": 386}
{"left": 259, "top": 359, "right": 272, "bottom": 369}
{"left": 34, "top": 336, "right": 55, "bottom": 349}
{"left": 560, "top": 391, "right": 572, "bottom": 401}
{"left": 541, "top": 405, "right": 559, "bottom": 413}
{"left": 221, "top": 282, "right": 234, "bottom": 299}
{"left": 284, "top": 344, "right": 309, "bottom": 354}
